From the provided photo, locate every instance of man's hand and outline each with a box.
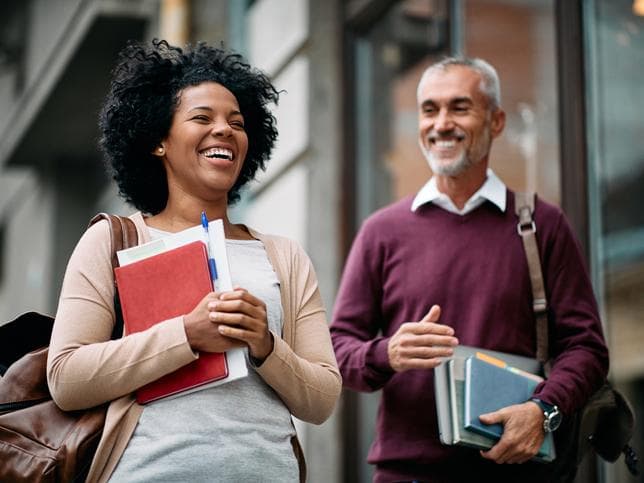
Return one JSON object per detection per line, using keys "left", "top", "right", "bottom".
{"left": 387, "top": 305, "right": 458, "bottom": 372}
{"left": 479, "top": 400, "right": 545, "bottom": 464}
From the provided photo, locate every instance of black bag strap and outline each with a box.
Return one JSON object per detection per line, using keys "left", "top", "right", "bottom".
{"left": 89, "top": 213, "right": 138, "bottom": 339}
{"left": 514, "top": 192, "right": 550, "bottom": 371}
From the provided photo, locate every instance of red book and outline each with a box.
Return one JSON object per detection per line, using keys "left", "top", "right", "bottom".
{"left": 114, "top": 241, "right": 228, "bottom": 403}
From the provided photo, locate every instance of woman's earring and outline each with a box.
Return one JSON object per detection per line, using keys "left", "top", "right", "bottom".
{"left": 156, "top": 146, "right": 165, "bottom": 156}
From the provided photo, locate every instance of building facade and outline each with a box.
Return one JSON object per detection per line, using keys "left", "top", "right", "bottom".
{"left": 0, "top": 1, "right": 642, "bottom": 482}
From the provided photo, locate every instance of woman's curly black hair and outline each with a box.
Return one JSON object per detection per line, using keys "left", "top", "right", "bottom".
{"left": 98, "top": 39, "right": 279, "bottom": 214}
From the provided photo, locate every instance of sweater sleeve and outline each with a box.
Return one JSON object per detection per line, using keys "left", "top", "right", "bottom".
{"left": 47, "top": 219, "right": 198, "bottom": 411}
{"left": 532, "top": 209, "right": 609, "bottom": 416}
{"left": 330, "top": 219, "right": 396, "bottom": 392}
{"left": 255, "top": 238, "right": 341, "bottom": 425}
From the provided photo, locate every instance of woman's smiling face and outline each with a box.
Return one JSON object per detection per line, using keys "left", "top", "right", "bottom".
{"left": 158, "top": 81, "right": 249, "bottom": 202}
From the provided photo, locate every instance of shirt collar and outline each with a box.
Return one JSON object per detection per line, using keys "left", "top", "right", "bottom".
{"left": 411, "top": 168, "right": 507, "bottom": 214}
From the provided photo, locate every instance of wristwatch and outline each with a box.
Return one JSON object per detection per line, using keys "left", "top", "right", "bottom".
{"left": 530, "top": 398, "right": 562, "bottom": 433}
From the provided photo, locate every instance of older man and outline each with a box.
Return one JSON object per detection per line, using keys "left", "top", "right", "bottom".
{"left": 330, "top": 57, "right": 608, "bottom": 482}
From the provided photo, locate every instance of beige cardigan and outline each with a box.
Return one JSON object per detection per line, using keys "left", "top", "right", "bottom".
{"left": 47, "top": 212, "right": 341, "bottom": 482}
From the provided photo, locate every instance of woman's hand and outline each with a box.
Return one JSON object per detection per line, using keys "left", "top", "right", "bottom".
{"left": 183, "top": 292, "right": 244, "bottom": 353}
{"left": 208, "top": 286, "right": 274, "bottom": 362}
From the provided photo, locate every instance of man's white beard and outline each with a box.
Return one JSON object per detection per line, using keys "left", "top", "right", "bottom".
{"left": 422, "top": 146, "right": 473, "bottom": 176}
{"left": 420, "top": 124, "right": 491, "bottom": 177}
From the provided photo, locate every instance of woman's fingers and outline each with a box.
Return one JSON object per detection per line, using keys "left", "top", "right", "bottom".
{"left": 207, "top": 287, "right": 267, "bottom": 327}
{"left": 217, "top": 287, "right": 265, "bottom": 307}
{"left": 183, "top": 292, "right": 242, "bottom": 353}
{"left": 208, "top": 287, "right": 273, "bottom": 360}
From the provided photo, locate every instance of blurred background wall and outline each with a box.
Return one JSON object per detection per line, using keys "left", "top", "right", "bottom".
{"left": 0, "top": 1, "right": 642, "bottom": 482}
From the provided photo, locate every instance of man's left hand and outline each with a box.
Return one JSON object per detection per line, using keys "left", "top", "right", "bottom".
{"left": 479, "top": 401, "right": 544, "bottom": 464}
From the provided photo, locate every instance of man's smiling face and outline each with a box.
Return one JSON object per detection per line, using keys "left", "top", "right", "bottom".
{"left": 417, "top": 65, "right": 504, "bottom": 176}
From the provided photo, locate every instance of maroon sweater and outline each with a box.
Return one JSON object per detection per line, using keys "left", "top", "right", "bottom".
{"left": 330, "top": 190, "right": 608, "bottom": 482}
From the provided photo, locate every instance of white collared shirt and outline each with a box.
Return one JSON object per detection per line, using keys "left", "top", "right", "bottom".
{"left": 411, "top": 169, "right": 507, "bottom": 215}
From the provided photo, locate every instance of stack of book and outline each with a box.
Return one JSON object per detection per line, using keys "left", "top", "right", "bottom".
{"left": 115, "top": 218, "right": 248, "bottom": 404}
{"left": 434, "top": 346, "right": 555, "bottom": 462}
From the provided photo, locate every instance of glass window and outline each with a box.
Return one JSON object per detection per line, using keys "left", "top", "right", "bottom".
{"left": 350, "top": 0, "right": 560, "bottom": 225}
{"left": 350, "top": 0, "right": 451, "bottom": 224}
{"left": 462, "top": 0, "right": 560, "bottom": 204}
{"left": 585, "top": 1, "right": 644, "bottom": 480}
{"left": 346, "top": 2, "right": 450, "bottom": 479}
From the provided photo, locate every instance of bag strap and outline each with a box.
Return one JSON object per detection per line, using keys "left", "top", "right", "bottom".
{"left": 89, "top": 213, "right": 138, "bottom": 272}
{"left": 514, "top": 192, "right": 550, "bottom": 372}
{"left": 516, "top": 195, "right": 640, "bottom": 474}
{"left": 88, "top": 213, "right": 138, "bottom": 339}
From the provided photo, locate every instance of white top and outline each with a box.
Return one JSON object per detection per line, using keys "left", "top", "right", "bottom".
{"left": 109, "top": 237, "right": 298, "bottom": 482}
{"left": 411, "top": 168, "right": 507, "bottom": 215}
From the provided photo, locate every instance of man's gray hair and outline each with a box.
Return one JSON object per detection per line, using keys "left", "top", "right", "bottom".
{"left": 417, "top": 57, "right": 501, "bottom": 110}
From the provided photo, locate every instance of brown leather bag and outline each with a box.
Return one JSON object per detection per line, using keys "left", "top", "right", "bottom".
{"left": 515, "top": 193, "right": 638, "bottom": 480}
{"left": 0, "top": 214, "right": 137, "bottom": 482}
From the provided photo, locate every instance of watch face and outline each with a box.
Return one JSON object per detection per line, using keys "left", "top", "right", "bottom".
{"left": 544, "top": 409, "right": 562, "bottom": 432}
{"left": 532, "top": 398, "right": 562, "bottom": 432}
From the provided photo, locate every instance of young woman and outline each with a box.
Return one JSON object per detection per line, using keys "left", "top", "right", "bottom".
{"left": 47, "top": 39, "right": 341, "bottom": 482}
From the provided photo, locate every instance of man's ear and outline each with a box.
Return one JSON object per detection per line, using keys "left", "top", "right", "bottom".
{"left": 490, "top": 109, "right": 506, "bottom": 138}
{"left": 152, "top": 145, "right": 165, "bottom": 157}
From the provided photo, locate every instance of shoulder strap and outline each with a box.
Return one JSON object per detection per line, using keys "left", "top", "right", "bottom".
{"left": 514, "top": 192, "right": 550, "bottom": 370}
{"left": 88, "top": 213, "right": 138, "bottom": 339}
{"left": 89, "top": 213, "right": 138, "bottom": 272}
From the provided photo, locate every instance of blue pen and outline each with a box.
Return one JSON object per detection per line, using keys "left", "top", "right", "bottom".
{"left": 201, "top": 211, "right": 219, "bottom": 289}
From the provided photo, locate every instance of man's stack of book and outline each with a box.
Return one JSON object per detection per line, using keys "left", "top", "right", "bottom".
{"left": 434, "top": 346, "right": 555, "bottom": 462}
